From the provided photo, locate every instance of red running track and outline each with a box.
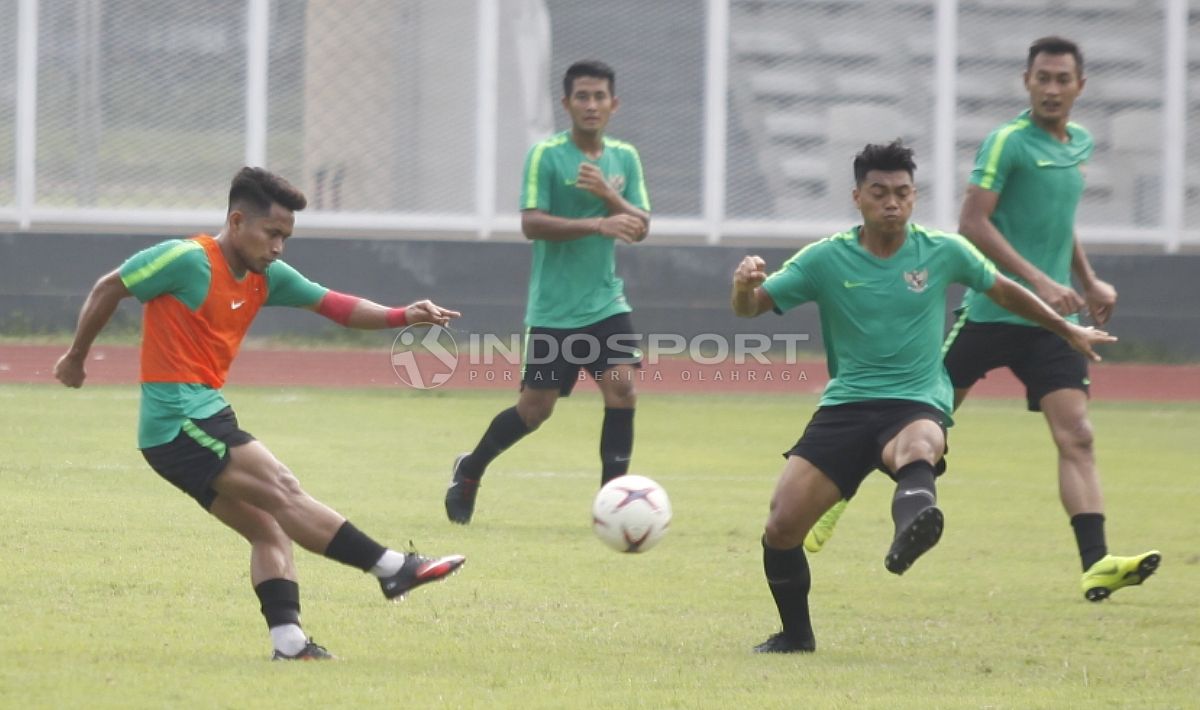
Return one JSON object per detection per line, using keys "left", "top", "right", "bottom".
{"left": 4, "top": 344, "right": 1197, "bottom": 401}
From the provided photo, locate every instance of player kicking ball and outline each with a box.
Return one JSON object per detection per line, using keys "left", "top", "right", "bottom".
{"left": 55, "top": 167, "right": 466, "bottom": 660}
{"left": 732, "top": 141, "right": 1115, "bottom": 653}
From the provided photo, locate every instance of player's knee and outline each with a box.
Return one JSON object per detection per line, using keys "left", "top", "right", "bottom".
{"left": 259, "top": 464, "right": 306, "bottom": 511}
{"left": 517, "top": 400, "right": 554, "bottom": 429}
{"left": 896, "top": 439, "right": 941, "bottom": 469}
{"left": 763, "top": 522, "right": 801, "bottom": 549}
{"left": 763, "top": 511, "right": 802, "bottom": 549}
{"left": 1053, "top": 418, "right": 1095, "bottom": 456}
{"left": 605, "top": 382, "right": 637, "bottom": 408}
{"left": 250, "top": 519, "right": 291, "bottom": 549}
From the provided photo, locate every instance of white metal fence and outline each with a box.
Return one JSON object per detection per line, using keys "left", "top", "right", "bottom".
{"left": 0, "top": 0, "right": 1195, "bottom": 250}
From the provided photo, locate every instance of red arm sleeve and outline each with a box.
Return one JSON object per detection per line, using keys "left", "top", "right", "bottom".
{"left": 315, "top": 290, "right": 407, "bottom": 327}
{"left": 315, "top": 290, "right": 360, "bottom": 326}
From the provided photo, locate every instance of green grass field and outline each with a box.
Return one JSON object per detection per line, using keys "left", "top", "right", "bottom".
{"left": 2, "top": 385, "right": 1196, "bottom": 709}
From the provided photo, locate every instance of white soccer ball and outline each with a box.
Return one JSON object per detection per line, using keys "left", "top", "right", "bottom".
{"left": 591, "top": 474, "right": 672, "bottom": 553}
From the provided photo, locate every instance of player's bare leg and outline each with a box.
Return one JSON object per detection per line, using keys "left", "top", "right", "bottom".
{"left": 1041, "top": 388, "right": 1160, "bottom": 599}
{"left": 209, "top": 496, "right": 327, "bottom": 659}
{"left": 755, "top": 456, "right": 842, "bottom": 653}
{"left": 216, "top": 441, "right": 464, "bottom": 601}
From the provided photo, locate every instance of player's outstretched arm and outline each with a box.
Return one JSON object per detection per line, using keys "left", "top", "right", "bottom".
{"left": 55, "top": 269, "right": 133, "bottom": 388}
{"left": 960, "top": 185, "right": 1084, "bottom": 316}
{"left": 984, "top": 273, "right": 1116, "bottom": 362}
{"left": 731, "top": 255, "right": 775, "bottom": 318}
{"left": 312, "top": 290, "right": 460, "bottom": 329}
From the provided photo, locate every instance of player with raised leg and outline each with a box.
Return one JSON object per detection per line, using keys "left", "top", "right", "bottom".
{"left": 55, "top": 167, "right": 466, "bottom": 660}
{"left": 734, "top": 141, "right": 1116, "bottom": 653}
{"left": 803, "top": 37, "right": 1160, "bottom": 602}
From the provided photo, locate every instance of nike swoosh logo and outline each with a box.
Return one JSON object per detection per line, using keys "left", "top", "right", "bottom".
{"left": 1090, "top": 565, "right": 1119, "bottom": 577}
{"left": 231, "top": 300, "right": 246, "bottom": 310}
{"left": 1036, "top": 159, "right": 1055, "bottom": 167}
{"left": 843, "top": 281, "right": 867, "bottom": 288}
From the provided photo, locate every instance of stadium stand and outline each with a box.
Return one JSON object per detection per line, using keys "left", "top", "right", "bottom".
{"left": 728, "top": 0, "right": 1169, "bottom": 227}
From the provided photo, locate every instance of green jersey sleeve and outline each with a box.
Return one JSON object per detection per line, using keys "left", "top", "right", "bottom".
{"left": 622, "top": 145, "right": 651, "bottom": 212}
{"left": 762, "top": 241, "right": 824, "bottom": 313}
{"left": 520, "top": 141, "right": 556, "bottom": 212}
{"left": 946, "top": 234, "right": 998, "bottom": 292}
{"left": 264, "top": 260, "right": 329, "bottom": 308}
{"left": 970, "top": 124, "right": 1023, "bottom": 193}
{"left": 119, "top": 239, "right": 210, "bottom": 308}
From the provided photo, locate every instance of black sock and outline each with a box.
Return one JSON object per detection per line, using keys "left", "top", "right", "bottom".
{"left": 762, "top": 538, "right": 815, "bottom": 648}
{"left": 892, "top": 460, "right": 937, "bottom": 537}
{"left": 323, "top": 521, "right": 387, "bottom": 572}
{"left": 600, "top": 408, "right": 635, "bottom": 485}
{"left": 254, "top": 578, "right": 301, "bottom": 629}
{"left": 459, "top": 406, "right": 531, "bottom": 480}
{"left": 1071, "top": 513, "right": 1108, "bottom": 571}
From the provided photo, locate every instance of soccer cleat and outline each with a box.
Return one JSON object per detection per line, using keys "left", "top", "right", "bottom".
{"left": 804, "top": 499, "right": 848, "bottom": 553}
{"left": 445, "top": 453, "right": 480, "bottom": 524}
{"left": 271, "top": 638, "right": 335, "bottom": 661}
{"left": 752, "top": 631, "right": 815, "bottom": 654}
{"left": 1081, "top": 551, "right": 1161, "bottom": 602}
{"left": 884, "top": 506, "right": 944, "bottom": 575}
{"left": 379, "top": 550, "right": 466, "bottom": 600}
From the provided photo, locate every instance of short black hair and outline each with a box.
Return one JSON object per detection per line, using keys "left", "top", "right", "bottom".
{"left": 853, "top": 140, "right": 916, "bottom": 186}
{"left": 1027, "top": 36, "right": 1084, "bottom": 77}
{"left": 563, "top": 60, "right": 615, "bottom": 97}
{"left": 227, "top": 166, "right": 307, "bottom": 215}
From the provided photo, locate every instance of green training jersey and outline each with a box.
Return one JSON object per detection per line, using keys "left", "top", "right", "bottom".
{"left": 519, "top": 131, "right": 651, "bottom": 328}
{"left": 763, "top": 224, "right": 997, "bottom": 418}
{"left": 120, "top": 238, "right": 328, "bottom": 447}
{"left": 963, "top": 109, "right": 1093, "bottom": 325}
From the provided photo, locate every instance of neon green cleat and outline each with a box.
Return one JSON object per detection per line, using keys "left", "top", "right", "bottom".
{"left": 804, "top": 499, "right": 848, "bottom": 553}
{"left": 1081, "top": 551, "right": 1162, "bottom": 602}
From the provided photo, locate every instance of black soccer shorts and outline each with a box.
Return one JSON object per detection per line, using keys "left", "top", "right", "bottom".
{"left": 521, "top": 312, "right": 643, "bottom": 396}
{"left": 140, "top": 407, "right": 255, "bottom": 509}
{"left": 784, "top": 399, "right": 949, "bottom": 499}
{"left": 944, "top": 320, "right": 1089, "bottom": 411}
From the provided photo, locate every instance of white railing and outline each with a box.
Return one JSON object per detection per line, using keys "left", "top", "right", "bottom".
{"left": 3, "top": 0, "right": 1194, "bottom": 251}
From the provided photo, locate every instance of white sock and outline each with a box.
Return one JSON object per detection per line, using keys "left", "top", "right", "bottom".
{"left": 270, "top": 623, "right": 308, "bottom": 656}
{"left": 370, "top": 549, "right": 407, "bottom": 578}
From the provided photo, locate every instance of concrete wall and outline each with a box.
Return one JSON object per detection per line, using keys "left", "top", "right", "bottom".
{"left": 2, "top": 232, "right": 1198, "bottom": 359}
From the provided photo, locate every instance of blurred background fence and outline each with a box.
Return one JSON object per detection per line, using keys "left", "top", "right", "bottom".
{"left": 1, "top": 0, "right": 1196, "bottom": 249}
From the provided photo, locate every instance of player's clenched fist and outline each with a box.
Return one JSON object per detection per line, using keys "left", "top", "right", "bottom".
{"left": 598, "top": 214, "right": 645, "bottom": 244}
{"left": 575, "top": 162, "right": 612, "bottom": 198}
{"left": 54, "top": 352, "right": 86, "bottom": 388}
{"left": 733, "top": 255, "right": 768, "bottom": 288}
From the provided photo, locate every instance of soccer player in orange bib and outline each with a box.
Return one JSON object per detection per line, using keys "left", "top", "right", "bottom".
{"left": 54, "top": 167, "right": 465, "bottom": 660}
